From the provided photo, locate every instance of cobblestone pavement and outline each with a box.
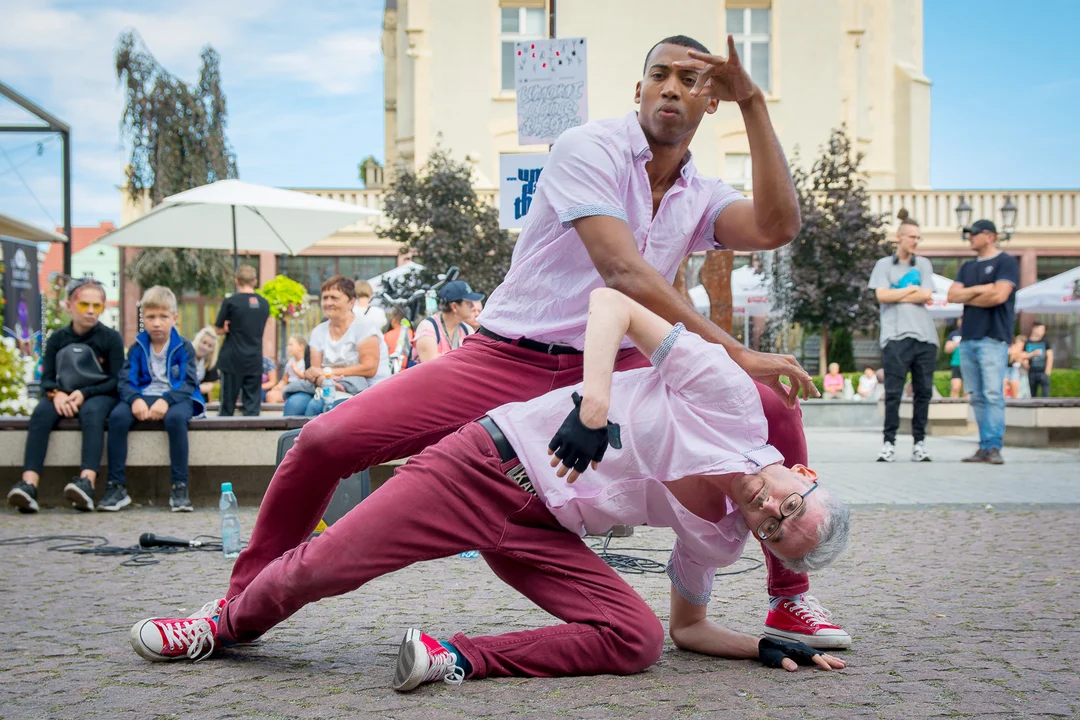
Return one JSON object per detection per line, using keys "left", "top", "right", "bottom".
{"left": 2, "top": 500, "right": 1078, "bottom": 720}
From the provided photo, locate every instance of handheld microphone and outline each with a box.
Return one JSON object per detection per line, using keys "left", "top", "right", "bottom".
{"left": 139, "top": 533, "right": 203, "bottom": 549}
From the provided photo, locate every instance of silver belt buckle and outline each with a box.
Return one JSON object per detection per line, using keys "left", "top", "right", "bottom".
{"left": 507, "top": 462, "right": 536, "bottom": 496}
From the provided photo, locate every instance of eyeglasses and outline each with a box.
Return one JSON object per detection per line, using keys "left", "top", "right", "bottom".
{"left": 74, "top": 301, "right": 105, "bottom": 313}
{"left": 754, "top": 481, "right": 819, "bottom": 541}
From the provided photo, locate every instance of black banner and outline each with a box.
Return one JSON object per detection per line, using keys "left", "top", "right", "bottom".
{"left": 1, "top": 237, "right": 41, "bottom": 355}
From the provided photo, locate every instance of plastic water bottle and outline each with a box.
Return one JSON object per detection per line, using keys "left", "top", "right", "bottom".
{"left": 321, "top": 367, "right": 336, "bottom": 412}
{"left": 459, "top": 550, "right": 480, "bottom": 559}
{"left": 219, "top": 482, "right": 241, "bottom": 559}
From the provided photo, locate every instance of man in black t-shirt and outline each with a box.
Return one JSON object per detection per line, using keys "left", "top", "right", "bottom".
{"left": 215, "top": 266, "right": 271, "bottom": 416}
{"left": 946, "top": 219, "right": 1019, "bottom": 465}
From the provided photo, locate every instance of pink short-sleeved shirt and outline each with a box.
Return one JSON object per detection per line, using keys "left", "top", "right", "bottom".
{"left": 479, "top": 112, "right": 744, "bottom": 350}
{"left": 487, "top": 324, "right": 783, "bottom": 605}
{"left": 412, "top": 316, "right": 474, "bottom": 358}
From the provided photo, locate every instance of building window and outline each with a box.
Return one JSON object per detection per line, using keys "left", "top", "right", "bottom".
{"left": 501, "top": 4, "right": 546, "bottom": 91}
{"left": 726, "top": 6, "right": 771, "bottom": 93}
{"left": 279, "top": 256, "right": 399, "bottom": 295}
{"left": 725, "top": 153, "right": 752, "bottom": 191}
{"left": 1036, "top": 256, "right": 1077, "bottom": 282}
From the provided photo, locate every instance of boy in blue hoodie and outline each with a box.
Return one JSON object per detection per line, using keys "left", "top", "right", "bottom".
{"left": 104, "top": 286, "right": 205, "bottom": 512}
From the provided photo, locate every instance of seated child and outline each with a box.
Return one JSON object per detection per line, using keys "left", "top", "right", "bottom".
{"left": 822, "top": 363, "right": 844, "bottom": 400}
{"left": 106, "top": 286, "right": 205, "bottom": 512}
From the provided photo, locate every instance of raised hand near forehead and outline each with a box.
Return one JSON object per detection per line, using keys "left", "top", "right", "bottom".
{"left": 671, "top": 35, "right": 759, "bottom": 104}
{"left": 548, "top": 392, "right": 622, "bottom": 484}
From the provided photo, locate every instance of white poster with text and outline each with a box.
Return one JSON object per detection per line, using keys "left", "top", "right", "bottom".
{"left": 514, "top": 37, "right": 587, "bottom": 146}
{"left": 499, "top": 153, "right": 549, "bottom": 229}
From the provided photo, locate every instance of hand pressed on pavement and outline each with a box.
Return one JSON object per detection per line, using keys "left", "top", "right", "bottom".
{"left": 547, "top": 392, "right": 622, "bottom": 484}
{"left": 758, "top": 637, "right": 846, "bottom": 672}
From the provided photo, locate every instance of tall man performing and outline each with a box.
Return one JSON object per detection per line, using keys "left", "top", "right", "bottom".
{"left": 216, "top": 34, "right": 849, "bottom": 647}
{"left": 947, "top": 219, "right": 1019, "bottom": 465}
{"left": 130, "top": 289, "right": 850, "bottom": 689}
{"left": 868, "top": 218, "right": 938, "bottom": 462}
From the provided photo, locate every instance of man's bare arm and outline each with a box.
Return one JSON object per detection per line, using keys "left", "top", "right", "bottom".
{"left": 572, "top": 215, "right": 816, "bottom": 406}
{"left": 876, "top": 287, "right": 919, "bottom": 304}
{"left": 668, "top": 584, "right": 760, "bottom": 659}
{"left": 711, "top": 93, "right": 800, "bottom": 251}
{"left": 964, "top": 281, "right": 1015, "bottom": 308}
{"left": 579, "top": 288, "right": 673, "bottom": 428}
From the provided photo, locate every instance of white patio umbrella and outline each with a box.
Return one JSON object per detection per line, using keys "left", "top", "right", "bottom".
{"left": 100, "top": 179, "right": 380, "bottom": 267}
{"left": 1016, "top": 265, "right": 1080, "bottom": 314}
{"left": 689, "top": 265, "right": 774, "bottom": 317}
{"left": 925, "top": 273, "right": 964, "bottom": 319}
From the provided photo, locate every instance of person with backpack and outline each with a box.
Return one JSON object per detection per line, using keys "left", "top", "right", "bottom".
{"left": 7, "top": 277, "right": 124, "bottom": 513}
{"left": 412, "top": 281, "right": 484, "bottom": 363}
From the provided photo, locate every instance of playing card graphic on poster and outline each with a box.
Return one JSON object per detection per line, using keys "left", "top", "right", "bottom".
{"left": 515, "top": 37, "right": 587, "bottom": 146}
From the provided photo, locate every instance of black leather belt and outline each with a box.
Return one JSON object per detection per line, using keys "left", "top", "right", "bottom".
{"left": 477, "top": 416, "right": 536, "bottom": 496}
{"left": 478, "top": 326, "right": 582, "bottom": 355}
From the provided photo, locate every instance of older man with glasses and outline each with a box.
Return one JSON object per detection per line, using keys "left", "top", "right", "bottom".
{"left": 130, "top": 288, "right": 850, "bottom": 690}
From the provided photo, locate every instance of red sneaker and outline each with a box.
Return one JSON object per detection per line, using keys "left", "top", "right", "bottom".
{"left": 129, "top": 616, "right": 221, "bottom": 662}
{"left": 393, "top": 628, "right": 466, "bottom": 692}
{"left": 764, "top": 595, "right": 852, "bottom": 650}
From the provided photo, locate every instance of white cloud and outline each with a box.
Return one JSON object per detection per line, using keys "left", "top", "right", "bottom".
{"left": 0, "top": 0, "right": 384, "bottom": 225}
{"left": 263, "top": 31, "right": 381, "bottom": 96}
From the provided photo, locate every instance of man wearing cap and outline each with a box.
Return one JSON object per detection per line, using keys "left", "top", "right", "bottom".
{"left": 413, "top": 281, "right": 484, "bottom": 364}
{"left": 947, "top": 219, "right": 1020, "bottom": 464}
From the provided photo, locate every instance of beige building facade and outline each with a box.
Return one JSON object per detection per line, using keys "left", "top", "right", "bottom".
{"left": 383, "top": 0, "right": 930, "bottom": 191}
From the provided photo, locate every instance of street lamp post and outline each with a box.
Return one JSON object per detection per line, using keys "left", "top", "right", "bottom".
{"left": 955, "top": 194, "right": 1016, "bottom": 241}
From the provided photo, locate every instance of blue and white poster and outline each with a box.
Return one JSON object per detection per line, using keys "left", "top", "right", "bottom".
{"left": 499, "top": 153, "right": 548, "bottom": 230}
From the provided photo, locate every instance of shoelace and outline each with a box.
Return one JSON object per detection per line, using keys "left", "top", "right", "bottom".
{"left": 188, "top": 599, "right": 225, "bottom": 619}
{"left": 786, "top": 595, "right": 833, "bottom": 627}
{"left": 160, "top": 618, "right": 217, "bottom": 662}
{"left": 422, "top": 650, "right": 465, "bottom": 686}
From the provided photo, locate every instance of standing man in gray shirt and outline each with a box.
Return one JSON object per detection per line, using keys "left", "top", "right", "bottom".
{"left": 868, "top": 218, "right": 938, "bottom": 462}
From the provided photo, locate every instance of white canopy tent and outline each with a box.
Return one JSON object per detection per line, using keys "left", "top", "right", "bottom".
{"left": 1016, "top": 265, "right": 1080, "bottom": 314}
{"left": 926, "top": 273, "right": 964, "bottom": 319}
{"left": 367, "top": 261, "right": 423, "bottom": 299}
{"left": 689, "top": 265, "right": 774, "bottom": 317}
{"left": 99, "top": 179, "right": 380, "bottom": 266}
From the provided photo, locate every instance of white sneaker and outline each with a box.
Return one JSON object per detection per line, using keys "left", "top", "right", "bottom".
{"left": 393, "top": 628, "right": 465, "bottom": 692}
{"left": 911, "top": 441, "right": 932, "bottom": 462}
{"left": 876, "top": 441, "right": 896, "bottom": 462}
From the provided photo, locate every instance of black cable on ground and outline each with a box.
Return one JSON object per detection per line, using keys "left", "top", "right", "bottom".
{"left": 588, "top": 531, "right": 764, "bottom": 577}
{"left": 0, "top": 535, "right": 244, "bottom": 567}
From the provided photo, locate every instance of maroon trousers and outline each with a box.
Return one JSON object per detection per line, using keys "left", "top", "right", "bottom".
{"left": 227, "top": 333, "right": 810, "bottom": 604}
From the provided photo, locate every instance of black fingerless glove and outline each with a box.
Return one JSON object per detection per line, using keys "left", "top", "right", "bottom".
{"left": 547, "top": 392, "right": 622, "bottom": 473}
{"left": 758, "top": 637, "right": 822, "bottom": 668}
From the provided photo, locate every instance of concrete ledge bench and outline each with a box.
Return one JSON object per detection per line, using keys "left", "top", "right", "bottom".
{"left": 899, "top": 397, "right": 975, "bottom": 436}
{"left": 0, "top": 416, "right": 311, "bottom": 508}
{"left": 1004, "top": 398, "right": 1080, "bottom": 448}
{"left": 800, "top": 399, "right": 881, "bottom": 427}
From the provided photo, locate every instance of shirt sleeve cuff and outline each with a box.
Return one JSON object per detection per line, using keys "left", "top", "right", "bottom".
{"left": 650, "top": 323, "right": 685, "bottom": 367}
{"left": 557, "top": 204, "right": 629, "bottom": 228}
{"left": 706, "top": 195, "right": 741, "bottom": 249}
{"left": 666, "top": 555, "right": 712, "bottom": 606}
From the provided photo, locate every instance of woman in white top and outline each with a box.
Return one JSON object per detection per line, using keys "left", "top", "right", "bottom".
{"left": 353, "top": 279, "right": 388, "bottom": 334}
{"left": 283, "top": 275, "right": 391, "bottom": 417}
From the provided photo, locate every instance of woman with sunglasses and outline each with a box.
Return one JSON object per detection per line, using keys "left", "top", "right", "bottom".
{"left": 6, "top": 277, "right": 125, "bottom": 514}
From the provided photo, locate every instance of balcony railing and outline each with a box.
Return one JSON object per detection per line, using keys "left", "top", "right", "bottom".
{"left": 295, "top": 187, "right": 1080, "bottom": 237}
{"left": 868, "top": 190, "right": 1080, "bottom": 234}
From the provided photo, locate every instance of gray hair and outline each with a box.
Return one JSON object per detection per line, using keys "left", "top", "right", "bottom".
{"left": 780, "top": 489, "right": 850, "bottom": 574}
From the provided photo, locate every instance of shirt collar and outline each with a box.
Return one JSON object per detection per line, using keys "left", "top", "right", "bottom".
{"left": 627, "top": 112, "right": 697, "bottom": 184}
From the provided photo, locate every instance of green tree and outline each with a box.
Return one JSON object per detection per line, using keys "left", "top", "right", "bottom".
{"left": 116, "top": 31, "right": 237, "bottom": 296}
{"left": 828, "top": 326, "right": 856, "bottom": 373}
{"left": 376, "top": 148, "right": 514, "bottom": 297}
{"left": 769, "top": 128, "right": 889, "bottom": 373}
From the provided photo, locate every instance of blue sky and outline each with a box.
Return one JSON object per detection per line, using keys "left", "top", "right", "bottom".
{"left": 0, "top": 0, "right": 1077, "bottom": 229}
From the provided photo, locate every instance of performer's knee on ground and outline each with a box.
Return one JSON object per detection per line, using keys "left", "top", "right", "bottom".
{"left": 611, "top": 613, "right": 665, "bottom": 674}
